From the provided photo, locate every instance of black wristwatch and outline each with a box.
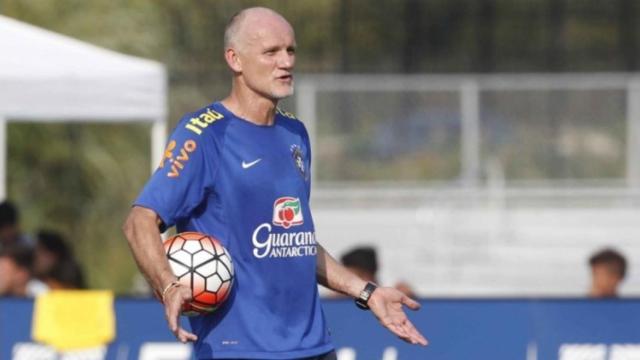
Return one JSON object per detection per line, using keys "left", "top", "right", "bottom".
{"left": 355, "top": 282, "right": 378, "bottom": 310}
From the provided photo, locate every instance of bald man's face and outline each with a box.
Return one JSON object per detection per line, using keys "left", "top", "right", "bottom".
{"left": 229, "top": 12, "right": 296, "bottom": 100}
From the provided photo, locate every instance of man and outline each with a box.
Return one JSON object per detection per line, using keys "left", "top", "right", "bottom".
{"left": 0, "top": 244, "right": 47, "bottom": 297}
{"left": 341, "top": 246, "right": 416, "bottom": 298}
{"left": 0, "top": 200, "right": 29, "bottom": 249}
{"left": 588, "top": 248, "right": 627, "bottom": 298}
{"left": 43, "top": 258, "right": 86, "bottom": 290}
{"left": 33, "top": 230, "right": 71, "bottom": 279}
{"left": 123, "top": 7, "right": 427, "bottom": 359}
{"left": 341, "top": 246, "right": 379, "bottom": 284}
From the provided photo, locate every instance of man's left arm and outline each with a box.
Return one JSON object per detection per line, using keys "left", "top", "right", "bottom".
{"left": 316, "top": 243, "right": 428, "bottom": 346}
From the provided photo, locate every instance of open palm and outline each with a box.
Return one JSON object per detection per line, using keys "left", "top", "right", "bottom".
{"left": 368, "top": 286, "right": 428, "bottom": 346}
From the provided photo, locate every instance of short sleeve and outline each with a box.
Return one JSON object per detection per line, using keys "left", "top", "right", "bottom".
{"left": 134, "top": 117, "right": 219, "bottom": 230}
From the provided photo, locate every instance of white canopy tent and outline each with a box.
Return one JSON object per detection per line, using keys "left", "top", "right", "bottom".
{"left": 0, "top": 15, "right": 167, "bottom": 198}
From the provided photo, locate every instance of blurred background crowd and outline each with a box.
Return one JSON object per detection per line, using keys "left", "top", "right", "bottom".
{"left": 0, "top": 201, "right": 85, "bottom": 297}
{"left": 0, "top": 190, "right": 627, "bottom": 299}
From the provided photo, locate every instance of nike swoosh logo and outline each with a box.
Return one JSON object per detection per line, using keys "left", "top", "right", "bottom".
{"left": 242, "top": 159, "right": 262, "bottom": 169}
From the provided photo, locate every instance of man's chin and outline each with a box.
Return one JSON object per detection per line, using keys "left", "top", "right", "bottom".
{"left": 257, "top": 84, "right": 294, "bottom": 102}
{"left": 272, "top": 88, "right": 295, "bottom": 100}
{"left": 271, "top": 81, "right": 294, "bottom": 100}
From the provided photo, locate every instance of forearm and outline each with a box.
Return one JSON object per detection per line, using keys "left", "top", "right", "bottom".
{"left": 122, "top": 206, "right": 176, "bottom": 296}
{"left": 316, "top": 243, "right": 367, "bottom": 298}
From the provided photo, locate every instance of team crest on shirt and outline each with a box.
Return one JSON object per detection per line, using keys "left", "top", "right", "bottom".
{"left": 290, "top": 145, "right": 307, "bottom": 180}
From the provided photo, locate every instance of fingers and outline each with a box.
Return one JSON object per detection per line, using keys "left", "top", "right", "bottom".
{"left": 401, "top": 296, "right": 421, "bottom": 311}
{"left": 166, "top": 302, "right": 180, "bottom": 332}
{"left": 401, "top": 319, "right": 428, "bottom": 346}
{"left": 383, "top": 315, "right": 428, "bottom": 346}
{"left": 399, "top": 297, "right": 428, "bottom": 345}
{"left": 176, "top": 327, "right": 198, "bottom": 343}
{"left": 373, "top": 287, "right": 427, "bottom": 346}
{"left": 164, "top": 285, "right": 197, "bottom": 343}
{"left": 394, "top": 321, "right": 427, "bottom": 346}
{"left": 167, "top": 303, "right": 197, "bottom": 343}
{"left": 165, "top": 291, "right": 187, "bottom": 331}
{"left": 384, "top": 320, "right": 409, "bottom": 340}
{"left": 400, "top": 297, "right": 427, "bottom": 345}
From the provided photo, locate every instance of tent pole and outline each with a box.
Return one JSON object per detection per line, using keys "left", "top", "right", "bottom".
{"left": 151, "top": 118, "right": 168, "bottom": 238}
{"left": 0, "top": 117, "right": 6, "bottom": 200}
{"left": 150, "top": 119, "right": 167, "bottom": 174}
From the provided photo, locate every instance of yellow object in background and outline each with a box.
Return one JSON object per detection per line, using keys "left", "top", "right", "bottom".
{"left": 32, "top": 290, "right": 115, "bottom": 351}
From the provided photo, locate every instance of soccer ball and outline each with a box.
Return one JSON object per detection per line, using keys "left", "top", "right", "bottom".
{"left": 163, "top": 232, "right": 234, "bottom": 316}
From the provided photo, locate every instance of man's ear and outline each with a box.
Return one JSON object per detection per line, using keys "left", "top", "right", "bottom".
{"left": 225, "top": 48, "right": 242, "bottom": 73}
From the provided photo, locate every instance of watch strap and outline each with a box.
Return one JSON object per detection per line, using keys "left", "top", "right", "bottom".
{"left": 355, "top": 282, "right": 378, "bottom": 310}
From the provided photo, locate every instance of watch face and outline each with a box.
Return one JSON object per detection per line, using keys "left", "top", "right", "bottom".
{"left": 355, "top": 282, "right": 377, "bottom": 310}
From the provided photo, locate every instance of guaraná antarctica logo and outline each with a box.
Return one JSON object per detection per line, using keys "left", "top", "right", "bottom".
{"left": 272, "top": 197, "right": 303, "bottom": 229}
{"left": 252, "top": 196, "right": 317, "bottom": 259}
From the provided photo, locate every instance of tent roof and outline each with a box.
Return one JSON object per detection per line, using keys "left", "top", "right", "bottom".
{"left": 0, "top": 15, "right": 166, "bottom": 121}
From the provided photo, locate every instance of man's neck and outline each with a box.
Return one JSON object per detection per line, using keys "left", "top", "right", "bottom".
{"left": 222, "top": 84, "right": 278, "bottom": 126}
{"left": 589, "top": 286, "right": 617, "bottom": 298}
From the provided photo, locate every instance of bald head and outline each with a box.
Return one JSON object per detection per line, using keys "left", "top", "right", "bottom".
{"left": 224, "top": 7, "right": 293, "bottom": 50}
{"left": 222, "top": 7, "right": 296, "bottom": 101}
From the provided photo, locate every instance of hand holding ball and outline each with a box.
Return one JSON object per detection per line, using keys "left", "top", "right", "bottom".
{"left": 163, "top": 232, "right": 234, "bottom": 316}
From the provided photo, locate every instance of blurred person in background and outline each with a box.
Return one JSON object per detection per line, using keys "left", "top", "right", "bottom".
{"left": 34, "top": 230, "right": 86, "bottom": 290}
{"left": 33, "top": 230, "right": 72, "bottom": 279}
{"left": 0, "top": 200, "right": 31, "bottom": 249}
{"left": 43, "top": 258, "right": 86, "bottom": 290}
{"left": 341, "top": 246, "right": 379, "bottom": 283}
{"left": 0, "top": 244, "right": 47, "bottom": 297}
{"left": 341, "top": 246, "right": 416, "bottom": 298}
{"left": 588, "top": 248, "right": 627, "bottom": 298}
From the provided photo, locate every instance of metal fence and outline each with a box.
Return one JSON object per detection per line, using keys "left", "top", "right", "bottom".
{"left": 290, "top": 74, "right": 640, "bottom": 296}
{"left": 293, "top": 73, "right": 640, "bottom": 188}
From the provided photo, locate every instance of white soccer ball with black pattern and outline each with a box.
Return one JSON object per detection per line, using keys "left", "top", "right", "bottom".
{"left": 163, "top": 232, "right": 234, "bottom": 316}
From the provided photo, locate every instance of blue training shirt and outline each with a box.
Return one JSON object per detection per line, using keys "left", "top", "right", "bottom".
{"left": 134, "top": 102, "right": 333, "bottom": 359}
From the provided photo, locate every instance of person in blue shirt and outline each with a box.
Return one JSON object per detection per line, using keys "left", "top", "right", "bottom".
{"left": 123, "top": 7, "right": 427, "bottom": 359}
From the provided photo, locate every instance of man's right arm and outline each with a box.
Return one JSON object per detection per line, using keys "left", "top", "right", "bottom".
{"left": 122, "top": 206, "right": 197, "bottom": 343}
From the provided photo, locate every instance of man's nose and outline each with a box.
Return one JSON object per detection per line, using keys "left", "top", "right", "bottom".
{"left": 278, "top": 53, "right": 294, "bottom": 69}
